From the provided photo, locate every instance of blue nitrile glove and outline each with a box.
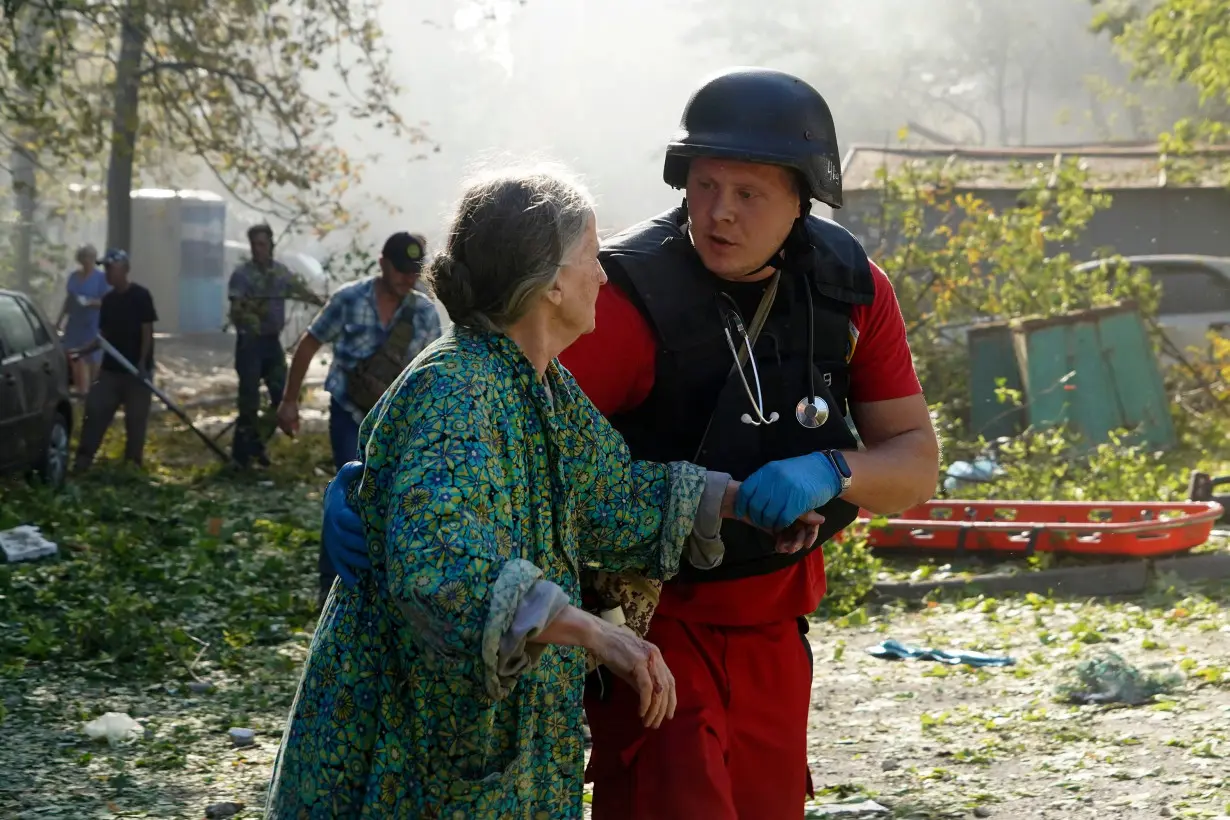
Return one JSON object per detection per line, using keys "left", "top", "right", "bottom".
{"left": 734, "top": 452, "right": 843, "bottom": 532}
{"left": 322, "top": 460, "right": 369, "bottom": 586}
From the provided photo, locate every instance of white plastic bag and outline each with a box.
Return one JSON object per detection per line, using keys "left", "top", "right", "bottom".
{"left": 83, "top": 712, "right": 143, "bottom": 746}
{"left": 0, "top": 525, "right": 58, "bottom": 563}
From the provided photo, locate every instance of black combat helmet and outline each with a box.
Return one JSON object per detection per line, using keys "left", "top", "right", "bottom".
{"left": 664, "top": 67, "right": 844, "bottom": 209}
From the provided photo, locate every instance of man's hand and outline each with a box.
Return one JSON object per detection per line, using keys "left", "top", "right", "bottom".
{"left": 722, "top": 477, "right": 825, "bottom": 533}
{"left": 277, "top": 400, "right": 300, "bottom": 437}
{"left": 322, "top": 461, "right": 369, "bottom": 585}
{"left": 734, "top": 452, "right": 843, "bottom": 532}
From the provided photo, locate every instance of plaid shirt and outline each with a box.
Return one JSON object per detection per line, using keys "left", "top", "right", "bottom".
{"left": 307, "top": 276, "right": 443, "bottom": 420}
{"left": 228, "top": 259, "right": 320, "bottom": 335}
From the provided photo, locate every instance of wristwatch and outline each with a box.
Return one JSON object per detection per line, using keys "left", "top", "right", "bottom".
{"left": 821, "top": 450, "right": 853, "bottom": 495}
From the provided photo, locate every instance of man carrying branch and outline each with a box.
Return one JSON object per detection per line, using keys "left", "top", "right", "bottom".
{"left": 227, "top": 223, "right": 324, "bottom": 469}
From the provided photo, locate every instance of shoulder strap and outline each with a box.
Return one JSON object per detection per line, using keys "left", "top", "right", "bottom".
{"left": 692, "top": 273, "right": 780, "bottom": 462}
{"left": 732, "top": 273, "right": 780, "bottom": 371}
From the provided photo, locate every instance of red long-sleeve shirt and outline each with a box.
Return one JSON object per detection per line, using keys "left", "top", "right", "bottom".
{"left": 560, "top": 261, "right": 922, "bottom": 625}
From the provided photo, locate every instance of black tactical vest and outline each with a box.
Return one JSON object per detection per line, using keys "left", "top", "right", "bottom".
{"left": 601, "top": 206, "right": 875, "bottom": 583}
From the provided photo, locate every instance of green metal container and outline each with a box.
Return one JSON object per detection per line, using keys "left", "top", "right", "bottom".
{"left": 968, "top": 321, "right": 1027, "bottom": 440}
{"left": 967, "top": 302, "right": 1175, "bottom": 450}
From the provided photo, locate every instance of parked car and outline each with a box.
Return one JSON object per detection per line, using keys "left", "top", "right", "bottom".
{"left": 1071, "top": 254, "right": 1230, "bottom": 355}
{"left": 0, "top": 288, "right": 73, "bottom": 487}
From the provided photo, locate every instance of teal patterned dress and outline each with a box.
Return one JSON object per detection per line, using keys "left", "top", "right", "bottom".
{"left": 266, "top": 326, "right": 707, "bottom": 818}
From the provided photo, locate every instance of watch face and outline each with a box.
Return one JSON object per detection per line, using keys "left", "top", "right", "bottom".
{"left": 829, "top": 450, "right": 852, "bottom": 479}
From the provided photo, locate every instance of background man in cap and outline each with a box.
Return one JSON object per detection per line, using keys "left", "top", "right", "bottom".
{"left": 227, "top": 223, "right": 324, "bottom": 468}
{"left": 277, "top": 231, "right": 442, "bottom": 603}
{"left": 69, "top": 248, "right": 159, "bottom": 471}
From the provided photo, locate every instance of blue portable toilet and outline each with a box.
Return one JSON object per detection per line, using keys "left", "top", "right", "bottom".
{"left": 130, "top": 189, "right": 227, "bottom": 334}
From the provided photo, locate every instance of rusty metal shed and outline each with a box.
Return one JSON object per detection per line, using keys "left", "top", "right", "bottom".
{"left": 835, "top": 143, "right": 1230, "bottom": 260}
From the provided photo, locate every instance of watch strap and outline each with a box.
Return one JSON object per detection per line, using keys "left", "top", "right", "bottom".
{"left": 821, "top": 449, "right": 853, "bottom": 492}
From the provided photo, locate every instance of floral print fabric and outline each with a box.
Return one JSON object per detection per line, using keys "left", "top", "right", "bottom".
{"left": 266, "top": 326, "right": 705, "bottom": 818}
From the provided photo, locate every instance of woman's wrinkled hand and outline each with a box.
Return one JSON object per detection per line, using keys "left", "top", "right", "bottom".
{"left": 774, "top": 518, "right": 822, "bottom": 554}
{"left": 591, "top": 623, "right": 676, "bottom": 729}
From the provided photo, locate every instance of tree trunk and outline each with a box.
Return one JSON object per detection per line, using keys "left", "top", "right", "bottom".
{"left": 106, "top": 1, "right": 147, "bottom": 252}
{"left": 1127, "top": 101, "right": 1148, "bottom": 142}
{"left": 9, "top": 8, "right": 41, "bottom": 293}
{"left": 993, "top": 58, "right": 1010, "bottom": 146}
{"left": 1088, "top": 88, "right": 1112, "bottom": 142}
{"left": 1018, "top": 67, "right": 1033, "bottom": 146}
{"left": 11, "top": 146, "right": 37, "bottom": 294}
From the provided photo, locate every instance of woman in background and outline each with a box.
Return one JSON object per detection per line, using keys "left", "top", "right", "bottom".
{"left": 56, "top": 244, "right": 110, "bottom": 393}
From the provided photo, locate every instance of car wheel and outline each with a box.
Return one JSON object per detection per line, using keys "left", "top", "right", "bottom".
{"left": 35, "top": 412, "right": 70, "bottom": 489}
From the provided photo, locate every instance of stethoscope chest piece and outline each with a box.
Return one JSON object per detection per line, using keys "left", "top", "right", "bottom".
{"left": 795, "top": 395, "right": 829, "bottom": 429}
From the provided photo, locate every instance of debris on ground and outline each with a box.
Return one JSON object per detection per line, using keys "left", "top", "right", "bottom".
{"left": 228, "top": 727, "right": 256, "bottom": 748}
{"left": 1056, "top": 650, "right": 1182, "bottom": 705}
{"left": 865, "top": 638, "right": 1015, "bottom": 667}
{"left": 0, "top": 525, "right": 58, "bottom": 563}
{"left": 943, "top": 456, "right": 1002, "bottom": 491}
{"left": 6, "top": 422, "right": 1228, "bottom": 820}
{"left": 205, "top": 801, "right": 245, "bottom": 819}
{"left": 83, "top": 712, "right": 143, "bottom": 746}
{"left": 805, "top": 798, "right": 890, "bottom": 817}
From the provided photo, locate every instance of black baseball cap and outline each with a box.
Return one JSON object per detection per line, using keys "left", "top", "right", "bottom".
{"left": 382, "top": 232, "right": 426, "bottom": 274}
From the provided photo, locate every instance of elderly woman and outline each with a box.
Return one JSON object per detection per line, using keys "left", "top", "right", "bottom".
{"left": 265, "top": 167, "right": 778, "bottom": 818}
{"left": 55, "top": 244, "right": 110, "bottom": 393}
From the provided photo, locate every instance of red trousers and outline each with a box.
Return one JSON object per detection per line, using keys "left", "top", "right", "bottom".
{"left": 584, "top": 614, "right": 814, "bottom": 820}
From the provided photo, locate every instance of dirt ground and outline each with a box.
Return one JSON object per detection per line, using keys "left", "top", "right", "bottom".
{"left": 150, "top": 333, "right": 330, "bottom": 407}
{"left": 6, "top": 399, "right": 1229, "bottom": 819}
{"left": 799, "top": 589, "right": 1230, "bottom": 819}
{"left": 82, "top": 333, "right": 336, "bottom": 445}
{"left": 7, "top": 585, "right": 1229, "bottom": 819}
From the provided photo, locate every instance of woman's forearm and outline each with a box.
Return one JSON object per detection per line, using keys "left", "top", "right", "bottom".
{"left": 527, "top": 604, "right": 602, "bottom": 648}
{"left": 525, "top": 604, "right": 644, "bottom": 678}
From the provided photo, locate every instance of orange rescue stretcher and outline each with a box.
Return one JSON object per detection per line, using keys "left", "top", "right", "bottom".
{"left": 857, "top": 500, "right": 1224, "bottom": 558}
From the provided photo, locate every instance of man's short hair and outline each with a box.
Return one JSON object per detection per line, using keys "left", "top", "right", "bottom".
{"left": 247, "top": 223, "right": 274, "bottom": 243}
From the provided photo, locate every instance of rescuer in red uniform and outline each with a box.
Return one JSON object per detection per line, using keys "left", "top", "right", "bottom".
{"left": 571, "top": 67, "right": 939, "bottom": 820}
{"left": 319, "top": 67, "right": 940, "bottom": 819}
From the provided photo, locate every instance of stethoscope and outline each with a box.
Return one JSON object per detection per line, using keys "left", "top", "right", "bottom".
{"left": 674, "top": 201, "right": 831, "bottom": 433}
{"left": 717, "top": 285, "right": 830, "bottom": 430}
